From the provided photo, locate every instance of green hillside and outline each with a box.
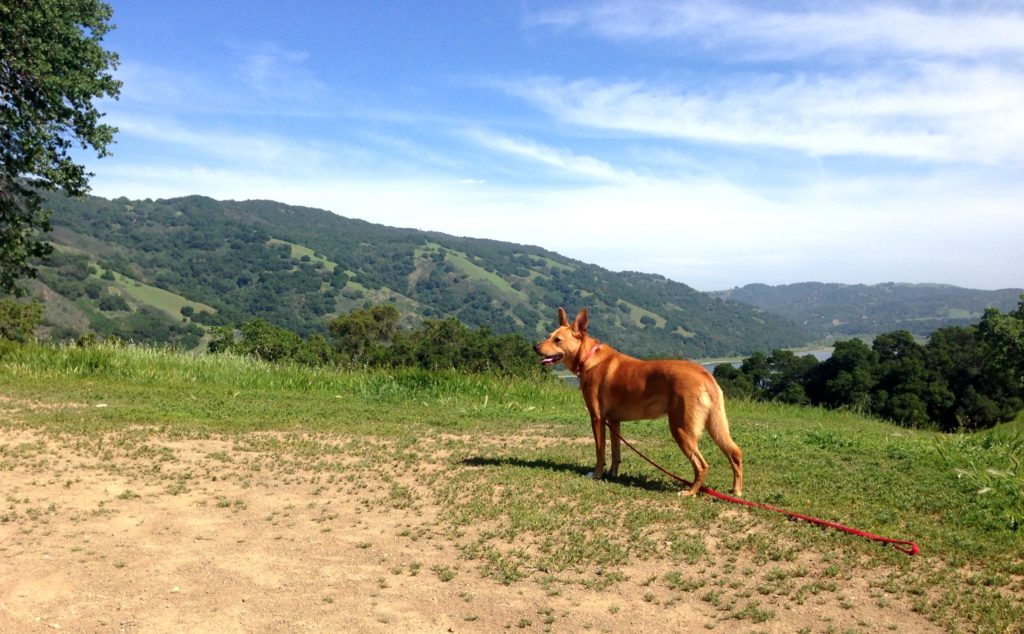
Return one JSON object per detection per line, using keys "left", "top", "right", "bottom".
{"left": 31, "top": 192, "right": 811, "bottom": 357}
{"left": 715, "top": 282, "right": 1023, "bottom": 339}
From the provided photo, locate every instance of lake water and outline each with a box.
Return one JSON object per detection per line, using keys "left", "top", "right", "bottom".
{"left": 700, "top": 348, "right": 834, "bottom": 373}
{"left": 558, "top": 348, "right": 833, "bottom": 387}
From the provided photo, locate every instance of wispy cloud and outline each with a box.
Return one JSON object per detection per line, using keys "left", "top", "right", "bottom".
{"left": 464, "top": 128, "right": 631, "bottom": 181}
{"left": 114, "top": 43, "right": 332, "bottom": 117}
{"left": 111, "top": 113, "right": 330, "bottom": 167}
{"left": 518, "top": 2, "right": 1024, "bottom": 163}
{"left": 531, "top": 1, "right": 1024, "bottom": 60}
{"left": 495, "top": 63, "right": 1024, "bottom": 163}
{"left": 235, "top": 42, "right": 327, "bottom": 99}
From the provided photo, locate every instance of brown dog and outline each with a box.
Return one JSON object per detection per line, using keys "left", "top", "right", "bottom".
{"left": 534, "top": 307, "right": 743, "bottom": 497}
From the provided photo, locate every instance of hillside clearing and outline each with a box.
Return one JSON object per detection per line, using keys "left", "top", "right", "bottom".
{"left": 101, "top": 268, "right": 217, "bottom": 318}
{"left": 267, "top": 238, "right": 338, "bottom": 272}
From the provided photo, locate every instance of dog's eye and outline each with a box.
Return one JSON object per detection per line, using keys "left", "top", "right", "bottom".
{"left": 553, "top": 337, "right": 561, "bottom": 343}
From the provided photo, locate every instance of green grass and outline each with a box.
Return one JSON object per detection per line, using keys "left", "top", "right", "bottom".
{"left": 528, "top": 255, "right": 575, "bottom": 273}
{"left": 617, "top": 299, "right": 667, "bottom": 328}
{"left": 45, "top": 246, "right": 216, "bottom": 320}
{"left": 97, "top": 268, "right": 217, "bottom": 318}
{"left": 443, "top": 250, "right": 523, "bottom": 297}
{"left": 267, "top": 238, "right": 338, "bottom": 271}
{"left": 412, "top": 241, "right": 521, "bottom": 296}
{"left": 1, "top": 341, "right": 1022, "bottom": 631}
{"left": 0, "top": 342, "right": 573, "bottom": 435}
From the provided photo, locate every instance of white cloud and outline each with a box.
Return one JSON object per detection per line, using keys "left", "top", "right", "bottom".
{"left": 464, "top": 128, "right": 632, "bottom": 181}
{"left": 531, "top": 1, "right": 1024, "bottom": 60}
{"left": 235, "top": 42, "right": 327, "bottom": 99}
{"left": 113, "top": 44, "right": 331, "bottom": 118}
{"left": 519, "top": 3, "right": 1024, "bottom": 163}
{"left": 111, "top": 113, "right": 330, "bottom": 167}
{"left": 496, "top": 64, "right": 1024, "bottom": 163}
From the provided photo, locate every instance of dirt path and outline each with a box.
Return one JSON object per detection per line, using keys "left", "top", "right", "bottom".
{"left": 0, "top": 425, "right": 945, "bottom": 633}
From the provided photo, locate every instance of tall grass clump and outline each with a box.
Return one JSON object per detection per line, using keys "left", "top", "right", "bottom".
{"left": 936, "top": 429, "right": 1024, "bottom": 533}
{"left": 0, "top": 341, "right": 578, "bottom": 424}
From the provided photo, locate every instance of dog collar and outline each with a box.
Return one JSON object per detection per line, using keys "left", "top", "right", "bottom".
{"left": 575, "top": 343, "right": 603, "bottom": 376}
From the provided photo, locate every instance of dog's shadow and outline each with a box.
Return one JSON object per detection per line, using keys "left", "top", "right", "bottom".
{"left": 459, "top": 456, "right": 679, "bottom": 493}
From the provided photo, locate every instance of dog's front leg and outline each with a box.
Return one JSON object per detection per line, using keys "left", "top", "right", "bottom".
{"left": 607, "top": 419, "right": 621, "bottom": 478}
{"left": 588, "top": 414, "right": 605, "bottom": 479}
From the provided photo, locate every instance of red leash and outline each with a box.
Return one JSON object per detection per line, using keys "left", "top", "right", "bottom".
{"left": 609, "top": 427, "right": 920, "bottom": 556}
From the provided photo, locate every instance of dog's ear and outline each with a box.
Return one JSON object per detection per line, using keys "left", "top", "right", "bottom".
{"left": 572, "top": 308, "right": 589, "bottom": 336}
{"left": 557, "top": 307, "right": 569, "bottom": 328}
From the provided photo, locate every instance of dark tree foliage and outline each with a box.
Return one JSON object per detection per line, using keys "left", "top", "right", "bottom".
{"left": 1, "top": 0, "right": 121, "bottom": 294}
{"left": 237, "top": 318, "right": 302, "bottom": 363}
{"left": 98, "top": 292, "right": 128, "bottom": 311}
{"left": 762, "top": 350, "right": 819, "bottom": 404}
{"left": 0, "top": 297, "right": 42, "bottom": 341}
{"left": 871, "top": 330, "right": 930, "bottom": 427}
{"left": 89, "top": 305, "right": 201, "bottom": 349}
{"left": 715, "top": 308, "right": 1024, "bottom": 431}
{"left": 924, "top": 326, "right": 1020, "bottom": 431}
{"left": 328, "top": 304, "right": 400, "bottom": 363}
{"left": 712, "top": 364, "right": 753, "bottom": 400}
{"left": 213, "top": 305, "right": 542, "bottom": 376}
{"left": 380, "top": 319, "right": 538, "bottom": 374}
{"left": 978, "top": 296, "right": 1024, "bottom": 390}
{"left": 805, "top": 338, "right": 877, "bottom": 412}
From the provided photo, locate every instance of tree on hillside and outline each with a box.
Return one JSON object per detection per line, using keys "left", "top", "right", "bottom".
{"left": 0, "top": 297, "right": 41, "bottom": 341}
{"left": 763, "top": 349, "right": 819, "bottom": 404}
{"left": 807, "top": 338, "right": 877, "bottom": 411}
{"left": 237, "top": 318, "right": 302, "bottom": 362}
{"left": 978, "top": 295, "right": 1024, "bottom": 391}
{"left": 0, "top": 0, "right": 121, "bottom": 295}
{"left": 871, "top": 330, "right": 930, "bottom": 426}
{"left": 738, "top": 351, "right": 771, "bottom": 393}
{"left": 329, "top": 304, "right": 401, "bottom": 364}
{"left": 924, "top": 325, "right": 1021, "bottom": 431}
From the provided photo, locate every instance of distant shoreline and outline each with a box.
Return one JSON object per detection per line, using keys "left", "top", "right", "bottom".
{"left": 555, "top": 347, "right": 836, "bottom": 385}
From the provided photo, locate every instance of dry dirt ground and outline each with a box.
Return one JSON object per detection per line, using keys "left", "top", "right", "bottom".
{"left": 1, "top": 413, "right": 946, "bottom": 632}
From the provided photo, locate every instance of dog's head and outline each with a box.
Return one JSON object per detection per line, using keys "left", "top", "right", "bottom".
{"left": 534, "top": 307, "right": 589, "bottom": 367}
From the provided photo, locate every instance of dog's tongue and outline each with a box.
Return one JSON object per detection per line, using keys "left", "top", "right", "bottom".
{"left": 540, "top": 356, "right": 558, "bottom": 366}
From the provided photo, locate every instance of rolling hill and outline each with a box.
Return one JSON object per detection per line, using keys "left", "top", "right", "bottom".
{"left": 30, "top": 192, "right": 811, "bottom": 357}
{"left": 714, "top": 282, "right": 1023, "bottom": 339}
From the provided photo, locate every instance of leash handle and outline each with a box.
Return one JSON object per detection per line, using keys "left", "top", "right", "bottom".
{"left": 608, "top": 426, "right": 920, "bottom": 556}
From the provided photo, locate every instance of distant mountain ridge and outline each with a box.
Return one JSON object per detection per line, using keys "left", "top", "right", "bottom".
{"left": 32, "top": 192, "right": 811, "bottom": 357}
{"left": 713, "top": 282, "right": 1023, "bottom": 339}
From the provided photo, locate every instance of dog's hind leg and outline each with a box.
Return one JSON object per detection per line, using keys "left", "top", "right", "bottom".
{"left": 607, "top": 419, "right": 621, "bottom": 478}
{"left": 668, "top": 411, "right": 708, "bottom": 497}
{"left": 705, "top": 390, "right": 743, "bottom": 497}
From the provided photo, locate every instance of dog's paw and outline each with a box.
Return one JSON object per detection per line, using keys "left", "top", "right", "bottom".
{"left": 586, "top": 471, "right": 602, "bottom": 480}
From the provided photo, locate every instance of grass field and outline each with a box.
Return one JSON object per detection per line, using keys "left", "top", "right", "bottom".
{"left": 267, "top": 238, "right": 338, "bottom": 272}
{"left": 443, "top": 249, "right": 524, "bottom": 298}
{"left": 1, "top": 343, "right": 1021, "bottom": 632}
{"left": 97, "top": 268, "right": 217, "bottom": 319}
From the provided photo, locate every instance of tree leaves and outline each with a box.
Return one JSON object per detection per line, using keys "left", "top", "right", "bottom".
{"left": 0, "top": 0, "right": 121, "bottom": 294}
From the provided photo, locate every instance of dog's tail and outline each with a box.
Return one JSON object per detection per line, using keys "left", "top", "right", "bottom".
{"left": 706, "top": 382, "right": 744, "bottom": 496}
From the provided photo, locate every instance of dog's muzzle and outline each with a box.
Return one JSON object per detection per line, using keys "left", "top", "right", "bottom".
{"left": 534, "top": 345, "right": 564, "bottom": 366}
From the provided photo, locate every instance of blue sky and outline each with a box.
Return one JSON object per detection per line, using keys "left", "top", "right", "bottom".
{"left": 84, "top": 1, "right": 1024, "bottom": 291}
